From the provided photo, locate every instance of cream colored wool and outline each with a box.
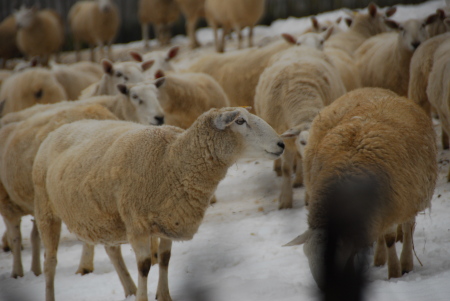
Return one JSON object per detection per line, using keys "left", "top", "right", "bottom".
{"left": 205, "top": 0, "right": 265, "bottom": 52}
{"left": 286, "top": 88, "right": 437, "bottom": 287}
{"left": 175, "top": 0, "right": 205, "bottom": 48}
{"left": 33, "top": 107, "right": 284, "bottom": 301}
{"left": 188, "top": 40, "right": 291, "bottom": 108}
{"left": 255, "top": 46, "right": 345, "bottom": 209}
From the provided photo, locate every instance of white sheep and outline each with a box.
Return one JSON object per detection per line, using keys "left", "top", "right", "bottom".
{"left": 255, "top": 42, "right": 346, "bottom": 209}
{"left": 33, "top": 107, "right": 284, "bottom": 301}
{"left": 0, "top": 81, "right": 165, "bottom": 278}
{"left": 80, "top": 59, "right": 154, "bottom": 98}
{"left": 68, "top": 0, "right": 121, "bottom": 62}
{"left": 325, "top": 3, "right": 397, "bottom": 56}
{"left": 204, "top": 0, "right": 265, "bottom": 52}
{"left": 175, "top": 0, "right": 205, "bottom": 48}
{"left": 426, "top": 9, "right": 449, "bottom": 37}
{"left": 129, "top": 47, "right": 180, "bottom": 80}
{"left": 285, "top": 88, "right": 437, "bottom": 287}
{"left": 14, "top": 6, "right": 64, "bottom": 66}
{"left": 304, "top": 16, "right": 344, "bottom": 35}
{"left": 0, "top": 68, "right": 68, "bottom": 117}
{"left": 355, "top": 18, "right": 434, "bottom": 97}
{"left": 188, "top": 40, "right": 291, "bottom": 108}
{"left": 139, "top": 0, "right": 181, "bottom": 48}
{"left": 0, "top": 14, "right": 20, "bottom": 68}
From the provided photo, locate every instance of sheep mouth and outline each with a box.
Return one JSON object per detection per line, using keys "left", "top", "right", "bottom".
{"left": 265, "top": 150, "right": 284, "bottom": 157}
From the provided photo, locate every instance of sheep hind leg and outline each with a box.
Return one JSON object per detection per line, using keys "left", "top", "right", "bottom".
{"left": 2, "top": 230, "right": 10, "bottom": 252}
{"left": 104, "top": 245, "right": 137, "bottom": 297}
{"left": 292, "top": 154, "right": 303, "bottom": 188}
{"left": 234, "top": 26, "right": 243, "bottom": 49}
{"left": 129, "top": 235, "right": 153, "bottom": 301}
{"left": 248, "top": 26, "right": 254, "bottom": 47}
{"left": 373, "top": 235, "right": 387, "bottom": 267}
{"left": 279, "top": 149, "right": 295, "bottom": 209}
{"left": 187, "top": 16, "right": 200, "bottom": 48}
{"left": 142, "top": 23, "right": 150, "bottom": 50}
{"left": 385, "top": 230, "right": 401, "bottom": 279}
{"left": 4, "top": 216, "right": 24, "bottom": 278}
{"left": 400, "top": 218, "right": 415, "bottom": 274}
{"left": 89, "top": 44, "right": 96, "bottom": 62}
{"left": 76, "top": 243, "right": 95, "bottom": 275}
{"left": 156, "top": 238, "right": 172, "bottom": 301}
{"left": 30, "top": 219, "right": 42, "bottom": 276}
{"left": 150, "top": 237, "right": 159, "bottom": 266}
{"left": 74, "top": 40, "right": 81, "bottom": 62}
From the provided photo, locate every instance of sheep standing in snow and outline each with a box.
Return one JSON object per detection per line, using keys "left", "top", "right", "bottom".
{"left": 286, "top": 88, "right": 437, "bottom": 287}
{"left": 0, "top": 68, "right": 68, "bottom": 117}
{"left": 154, "top": 71, "right": 229, "bottom": 129}
{"left": 175, "top": 0, "right": 205, "bottom": 48}
{"left": 139, "top": 0, "right": 181, "bottom": 49}
{"left": 0, "top": 82, "right": 165, "bottom": 278}
{"left": 0, "top": 15, "right": 21, "bottom": 68}
{"left": 355, "top": 18, "right": 435, "bottom": 97}
{"left": 69, "top": 0, "right": 120, "bottom": 62}
{"left": 255, "top": 31, "right": 346, "bottom": 209}
{"left": 14, "top": 6, "right": 64, "bottom": 66}
{"left": 325, "top": 3, "right": 397, "bottom": 56}
{"left": 205, "top": 0, "right": 265, "bottom": 52}
{"left": 33, "top": 107, "right": 284, "bottom": 301}
{"left": 130, "top": 47, "right": 180, "bottom": 80}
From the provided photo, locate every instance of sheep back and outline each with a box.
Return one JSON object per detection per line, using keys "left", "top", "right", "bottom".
{"left": 139, "top": 0, "right": 181, "bottom": 25}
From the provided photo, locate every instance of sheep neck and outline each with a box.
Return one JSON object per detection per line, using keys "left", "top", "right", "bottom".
{"left": 351, "top": 16, "right": 384, "bottom": 39}
{"left": 96, "top": 75, "right": 116, "bottom": 96}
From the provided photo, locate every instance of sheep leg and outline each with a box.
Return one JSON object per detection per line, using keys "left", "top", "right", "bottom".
{"left": 150, "top": 237, "right": 159, "bottom": 266}
{"left": 104, "top": 245, "right": 137, "bottom": 297}
{"left": 89, "top": 44, "right": 96, "bottom": 62}
{"left": 4, "top": 215, "right": 23, "bottom": 278}
{"left": 234, "top": 26, "right": 243, "bottom": 49}
{"left": 155, "top": 24, "right": 164, "bottom": 46}
{"left": 74, "top": 40, "right": 81, "bottom": 62}
{"left": 396, "top": 224, "right": 403, "bottom": 242}
{"left": 210, "top": 21, "right": 220, "bottom": 52}
{"left": 156, "top": 238, "right": 173, "bottom": 301}
{"left": 76, "top": 243, "right": 95, "bottom": 275}
{"left": 279, "top": 149, "right": 295, "bottom": 209}
{"left": 219, "top": 27, "right": 229, "bottom": 53}
{"left": 107, "top": 41, "right": 114, "bottom": 61}
{"left": 142, "top": 24, "right": 150, "bottom": 50}
{"left": 442, "top": 130, "right": 449, "bottom": 150}
{"left": 187, "top": 16, "right": 200, "bottom": 48}
{"left": 248, "top": 26, "right": 254, "bottom": 48}
{"left": 292, "top": 154, "right": 303, "bottom": 188}
{"left": 400, "top": 218, "right": 415, "bottom": 274}
{"left": 385, "top": 230, "right": 401, "bottom": 278}
{"left": 273, "top": 158, "right": 282, "bottom": 177}
{"left": 129, "top": 235, "right": 153, "bottom": 301}
{"left": 373, "top": 235, "right": 387, "bottom": 267}
{"left": 2, "top": 229, "right": 11, "bottom": 252}
{"left": 30, "top": 219, "right": 42, "bottom": 276}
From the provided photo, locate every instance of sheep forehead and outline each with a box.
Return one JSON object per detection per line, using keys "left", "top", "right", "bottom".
{"left": 297, "top": 34, "right": 323, "bottom": 49}
{"left": 130, "top": 84, "right": 158, "bottom": 100}
{"left": 115, "top": 63, "right": 144, "bottom": 82}
{"left": 401, "top": 19, "right": 427, "bottom": 37}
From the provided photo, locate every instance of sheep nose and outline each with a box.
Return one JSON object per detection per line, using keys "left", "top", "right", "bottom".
{"left": 411, "top": 41, "right": 421, "bottom": 49}
{"left": 155, "top": 116, "right": 164, "bottom": 125}
{"left": 277, "top": 141, "right": 285, "bottom": 149}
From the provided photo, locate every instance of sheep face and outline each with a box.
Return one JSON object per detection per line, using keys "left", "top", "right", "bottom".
{"left": 102, "top": 60, "right": 144, "bottom": 91}
{"left": 216, "top": 107, "right": 285, "bottom": 160}
{"left": 385, "top": 19, "right": 431, "bottom": 52}
{"left": 117, "top": 82, "right": 165, "bottom": 126}
{"left": 132, "top": 47, "right": 179, "bottom": 79}
{"left": 14, "top": 5, "right": 37, "bottom": 29}
{"left": 282, "top": 28, "right": 333, "bottom": 50}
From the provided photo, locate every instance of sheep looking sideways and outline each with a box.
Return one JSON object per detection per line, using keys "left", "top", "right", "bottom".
{"left": 33, "top": 107, "right": 284, "bottom": 301}
{"left": 0, "top": 82, "right": 165, "bottom": 278}
{"left": 285, "top": 88, "right": 437, "bottom": 288}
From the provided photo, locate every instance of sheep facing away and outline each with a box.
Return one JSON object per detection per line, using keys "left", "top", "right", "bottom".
{"left": 285, "top": 88, "right": 437, "bottom": 288}
{"left": 0, "top": 14, "right": 21, "bottom": 68}
{"left": 0, "top": 82, "right": 165, "bottom": 278}
{"left": 205, "top": 0, "right": 265, "bottom": 52}
{"left": 139, "top": 0, "right": 181, "bottom": 48}
{"left": 355, "top": 17, "right": 435, "bottom": 97}
{"left": 69, "top": 0, "right": 121, "bottom": 62}
{"left": 175, "top": 0, "right": 205, "bottom": 48}
{"left": 130, "top": 46, "right": 180, "bottom": 80}
{"left": 33, "top": 107, "right": 285, "bottom": 301}
{"left": 255, "top": 36, "right": 346, "bottom": 209}
{"left": 14, "top": 6, "right": 64, "bottom": 66}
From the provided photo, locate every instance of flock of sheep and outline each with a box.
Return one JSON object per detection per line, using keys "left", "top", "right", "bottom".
{"left": 0, "top": 0, "right": 449, "bottom": 300}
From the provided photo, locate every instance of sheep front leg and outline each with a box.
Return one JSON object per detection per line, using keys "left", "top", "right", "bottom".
{"left": 151, "top": 237, "right": 159, "bottom": 266}
{"left": 31, "top": 219, "right": 42, "bottom": 276}
{"left": 156, "top": 238, "right": 173, "bottom": 301}
{"left": 248, "top": 26, "right": 254, "bottom": 47}
{"left": 142, "top": 23, "right": 150, "bottom": 50}
{"left": 187, "top": 16, "right": 200, "bottom": 48}
{"left": 2, "top": 230, "right": 10, "bottom": 252}
{"left": 400, "top": 218, "right": 415, "bottom": 274}
{"left": 74, "top": 40, "right": 81, "bottom": 62}
{"left": 373, "top": 235, "right": 387, "bottom": 267}
{"left": 4, "top": 215, "right": 23, "bottom": 278}
{"left": 292, "top": 154, "right": 303, "bottom": 188}
{"left": 385, "top": 229, "right": 401, "bottom": 279}
{"left": 89, "top": 44, "right": 96, "bottom": 62}
{"left": 76, "top": 243, "right": 95, "bottom": 275}
{"left": 273, "top": 158, "right": 282, "bottom": 177}
{"left": 129, "top": 235, "right": 153, "bottom": 301}
{"left": 234, "top": 26, "right": 243, "bottom": 49}
{"left": 104, "top": 245, "right": 137, "bottom": 297}
{"left": 279, "top": 149, "right": 295, "bottom": 209}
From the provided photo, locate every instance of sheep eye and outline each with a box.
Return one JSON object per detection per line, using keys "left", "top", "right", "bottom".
{"left": 300, "top": 140, "right": 307, "bottom": 146}
{"left": 116, "top": 72, "right": 122, "bottom": 77}
{"left": 235, "top": 118, "right": 246, "bottom": 125}
{"left": 35, "top": 89, "right": 43, "bottom": 99}
{"left": 132, "top": 94, "right": 138, "bottom": 99}
{"left": 320, "top": 40, "right": 324, "bottom": 44}
{"left": 138, "top": 100, "right": 143, "bottom": 105}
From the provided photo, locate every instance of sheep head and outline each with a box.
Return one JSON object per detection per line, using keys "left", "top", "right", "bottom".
{"left": 385, "top": 18, "right": 433, "bottom": 51}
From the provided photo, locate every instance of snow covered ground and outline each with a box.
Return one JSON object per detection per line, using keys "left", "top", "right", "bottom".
{"left": 2, "top": 1, "right": 450, "bottom": 300}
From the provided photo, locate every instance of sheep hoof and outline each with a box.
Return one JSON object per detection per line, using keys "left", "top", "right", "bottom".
{"left": 278, "top": 202, "right": 293, "bottom": 210}
{"left": 388, "top": 267, "right": 402, "bottom": 279}
{"left": 76, "top": 268, "right": 93, "bottom": 275}
{"left": 11, "top": 271, "right": 24, "bottom": 278}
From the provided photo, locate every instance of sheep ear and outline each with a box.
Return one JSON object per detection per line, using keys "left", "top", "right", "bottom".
{"left": 283, "top": 230, "right": 312, "bottom": 247}
{"left": 101, "top": 59, "right": 114, "bottom": 75}
{"left": 345, "top": 17, "right": 353, "bottom": 27}
{"left": 154, "top": 69, "right": 165, "bottom": 79}
{"left": 281, "top": 127, "right": 302, "bottom": 139}
{"left": 336, "top": 16, "right": 342, "bottom": 24}
{"left": 166, "top": 46, "right": 179, "bottom": 61}
{"left": 311, "top": 17, "right": 319, "bottom": 30}
{"left": 281, "top": 33, "right": 297, "bottom": 45}
{"left": 154, "top": 77, "right": 166, "bottom": 88}
{"left": 129, "top": 51, "right": 143, "bottom": 62}
{"left": 117, "top": 84, "right": 128, "bottom": 95}
{"left": 214, "top": 110, "right": 240, "bottom": 130}
{"left": 322, "top": 26, "right": 334, "bottom": 41}
{"left": 437, "top": 9, "right": 446, "bottom": 19}
{"left": 425, "top": 13, "right": 439, "bottom": 25}
{"left": 385, "top": 6, "right": 397, "bottom": 18}
{"left": 385, "top": 19, "right": 400, "bottom": 30}
{"left": 368, "top": 3, "right": 377, "bottom": 17}
{"left": 141, "top": 60, "right": 154, "bottom": 71}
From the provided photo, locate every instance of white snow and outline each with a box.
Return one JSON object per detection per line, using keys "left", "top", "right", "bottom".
{"left": 2, "top": 1, "right": 450, "bottom": 300}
